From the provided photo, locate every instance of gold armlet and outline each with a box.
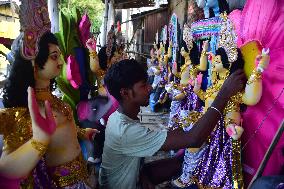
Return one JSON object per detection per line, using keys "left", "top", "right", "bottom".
{"left": 201, "top": 51, "right": 207, "bottom": 57}
{"left": 76, "top": 127, "right": 86, "bottom": 139}
{"left": 247, "top": 69, "right": 262, "bottom": 85}
{"left": 89, "top": 51, "right": 97, "bottom": 58}
{"left": 31, "top": 139, "right": 48, "bottom": 157}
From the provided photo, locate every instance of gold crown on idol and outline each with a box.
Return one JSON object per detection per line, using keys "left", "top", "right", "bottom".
{"left": 183, "top": 23, "right": 193, "bottom": 50}
{"left": 218, "top": 12, "right": 238, "bottom": 63}
{"left": 20, "top": 0, "right": 51, "bottom": 60}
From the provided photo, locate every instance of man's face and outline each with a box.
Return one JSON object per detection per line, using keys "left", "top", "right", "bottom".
{"left": 125, "top": 80, "right": 152, "bottom": 107}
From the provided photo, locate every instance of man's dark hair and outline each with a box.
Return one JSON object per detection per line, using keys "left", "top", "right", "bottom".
{"left": 104, "top": 59, "right": 148, "bottom": 101}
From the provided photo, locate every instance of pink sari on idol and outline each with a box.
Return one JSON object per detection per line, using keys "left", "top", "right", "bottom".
{"left": 230, "top": 0, "right": 284, "bottom": 187}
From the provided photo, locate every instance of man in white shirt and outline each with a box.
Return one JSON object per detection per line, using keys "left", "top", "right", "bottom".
{"left": 99, "top": 59, "right": 246, "bottom": 189}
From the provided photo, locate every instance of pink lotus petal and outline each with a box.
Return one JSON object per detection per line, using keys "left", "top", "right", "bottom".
{"left": 66, "top": 55, "right": 82, "bottom": 89}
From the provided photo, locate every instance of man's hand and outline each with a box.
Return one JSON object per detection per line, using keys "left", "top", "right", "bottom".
{"left": 28, "top": 87, "right": 56, "bottom": 143}
{"left": 218, "top": 69, "right": 247, "bottom": 100}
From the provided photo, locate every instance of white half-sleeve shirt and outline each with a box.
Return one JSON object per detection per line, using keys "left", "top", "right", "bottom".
{"left": 99, "top": 111, "right": 167, "bottom": 189}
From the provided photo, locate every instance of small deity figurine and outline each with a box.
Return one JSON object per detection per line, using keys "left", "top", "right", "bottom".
{"left": 149, "top": 41, "right": 172, "bottom": 112}
{"left": 166, "top": 23, "right": 208, "bottom": 129}
{"left": 192, "top": 46, "right": 270, "bottom": 188}
{"left": 167, "top": 40, "right": 208, "bottom": 130}
{"left": 147, "top": 47, "right": 160, "bottom": 84}
{"left": 84, "top": 27, "right": 124, "bottom": 163}
{"left": 191, "top": 13, "right": 270, "bottom": 188}
{"left": 193, "top": 13, "right": 270, "bottom": 189}
{"left": 109, "top": 21, "right": 128, "bottom": 65}
{"left": 169, "top": 41, "right": 209, "bottom": 188}
{"left": 150, "top": 42, "right": 162, "bottom": 90}
{"left": 87, "top": 24, "right": 128, "bottom": 97}
{"left": 86, "top": 37, "right": 106, "bottom": 96}
{"left": 158, "top": 41, "right": 172, "bottom": 86}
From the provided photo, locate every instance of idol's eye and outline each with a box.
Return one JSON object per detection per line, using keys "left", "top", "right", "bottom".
{"left": 50, "top": 54, "right": 58, "bottom": 60}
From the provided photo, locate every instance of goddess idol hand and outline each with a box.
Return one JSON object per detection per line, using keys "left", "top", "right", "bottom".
{"left": 28, "top": 87, "right": 56, "bottom": 143}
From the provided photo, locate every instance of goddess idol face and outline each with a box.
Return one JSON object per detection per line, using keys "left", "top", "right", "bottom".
{"left": 212, "top": 55, "right": 226, "bottom": 73}
{"left": 35, "top": 43, "right": 63, "bottom": 80}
